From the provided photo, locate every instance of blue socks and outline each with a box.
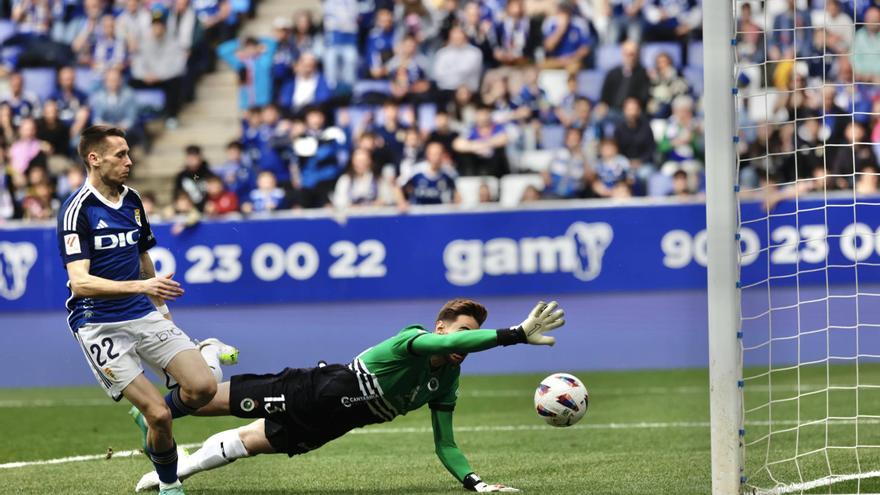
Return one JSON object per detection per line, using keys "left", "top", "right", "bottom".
{"left": 147, "top": 441, "right": 179, "bottom": 484}
{"left": 164, "top": 388, "right": 198, "bottom": 419}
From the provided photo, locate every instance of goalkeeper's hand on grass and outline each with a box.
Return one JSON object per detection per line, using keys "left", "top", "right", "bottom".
{"left": 463, "top": 473, "right": 520, "bottom": 492}
{"left": 517, "top": 301, "right": 565, "bottom": 346}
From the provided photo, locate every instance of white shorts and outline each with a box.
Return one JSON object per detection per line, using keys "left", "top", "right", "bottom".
{"left": 74, "top": 311, "right": 197, "bottom": 401}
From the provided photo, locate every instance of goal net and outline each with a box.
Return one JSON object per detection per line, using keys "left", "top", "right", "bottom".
{"left": 732, "top": 0, "right": 880, "bottom": 492}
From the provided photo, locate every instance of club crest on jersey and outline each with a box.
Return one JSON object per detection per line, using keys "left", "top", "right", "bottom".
{"left": 133, "top": 209, "right": 141, "bottom": 227}
{"left": 103, "top": 367, "right": 116, "bottom": 380}
{"left": 240, "top": 398, "right": 256, "bottom": 412}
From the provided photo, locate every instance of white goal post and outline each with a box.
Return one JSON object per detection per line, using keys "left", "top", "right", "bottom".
{"left": 704, "top": 0, "right": 744, "bottom": 493}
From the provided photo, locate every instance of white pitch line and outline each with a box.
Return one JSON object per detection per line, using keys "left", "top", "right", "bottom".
{"left": 755, "top": 470, "right": 880, "bottom": 495}
{"left": 0, "top": 443, "right": 200, "bottom": 470}
{"left": 8, "top": 418, "right": 880, "bottom": 470}
{"left": 0, "top": 384, "right": 833, "bottom": 408}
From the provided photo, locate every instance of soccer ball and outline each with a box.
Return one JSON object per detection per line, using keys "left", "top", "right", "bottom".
{"left": 534, "top": 373, "right": 589, "bottom": 427}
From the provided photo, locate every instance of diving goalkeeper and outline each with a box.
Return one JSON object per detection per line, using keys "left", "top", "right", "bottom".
{"left": 134, "top": 299, "right": 565, "bottom": 493}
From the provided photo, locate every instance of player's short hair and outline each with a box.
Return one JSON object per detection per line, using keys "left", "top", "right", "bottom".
{"left": 437, "top": 299, "right": 488, "bottom": 327}
{"left": 78, "top": 125, "right": 126, "bottom": 168}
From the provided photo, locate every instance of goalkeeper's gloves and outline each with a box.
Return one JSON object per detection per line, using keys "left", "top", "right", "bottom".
{"left": 497, "top": 300, "right": 565, "bottom": 346}
{"left": 463, "top": 473, "right": 520, "bottom": 493}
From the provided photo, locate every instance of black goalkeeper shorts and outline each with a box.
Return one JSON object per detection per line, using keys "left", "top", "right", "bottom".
{"left": 229, "top": 364, "right": 379, "bottom": 456}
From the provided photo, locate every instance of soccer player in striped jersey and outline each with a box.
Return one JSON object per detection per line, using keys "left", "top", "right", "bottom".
{"left": 134, "top": 299, "right": 565, "bottom": 493}
{"left": 57, "top": 125, "right": 223, "bottom": 495}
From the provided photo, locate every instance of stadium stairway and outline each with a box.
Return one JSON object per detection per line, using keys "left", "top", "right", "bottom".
{"left": 130, "top": 0, "right": 318, "bottom": 205}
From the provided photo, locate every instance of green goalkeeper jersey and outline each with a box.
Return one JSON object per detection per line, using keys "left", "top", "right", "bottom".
{"left": 348, "top": 325, "right": 505, "bottom": 481}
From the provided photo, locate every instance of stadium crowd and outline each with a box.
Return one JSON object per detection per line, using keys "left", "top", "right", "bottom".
{"left": 1, "top": 0, "right": 878, "bottom": 223}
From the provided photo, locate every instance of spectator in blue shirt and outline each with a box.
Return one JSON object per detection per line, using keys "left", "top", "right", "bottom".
{"left": 253, "top": 104, "right": 292, "bottom": 183}
{"left": 515, "top": 67, "right": 554, "bottom": 123}
{"left": 452, "top": 104, "right": 510, "bottom": 177}
{"left": 292, "top": 106, "right": 348, "bottom": 208}
{"left": 270, "top": 16, "right": 298, "bottom": 99}
{"left": 91, "top": 14, "right": 128, "bottom": 74}
{"left": 292, "top": 9, "right": 324, "bottom": 59}
{"left": 372, "top": 100, "right": 410, "bottom": 166}
{"left": 593, "top": 137, "right": 633, "bottom": 197}
{"left": 242, "top": 170, "right": 286, "bottom": 214}
{"left": 276, "top": 53, "right": 332, "bottom": 116}
{"left": 642, "top": 0, "right": 702, "bottom": 42}
{"left": 366, "top": 8, "right": 397, "bottom": 79}
{"left": 193, "top": 0, "right": 234, "bottom": 48}
{"left": 396, "top": 140, "right": 460, "bottom": 208}
{"left": 492, "top": 0, "right": 533, "bottom": 66}
{"left": 50, "top": 67, "right": 90, "bottom": 135}
{"left": 213, "top": 140, "right": 257, "bottom": 201}
{"left": 322, "top": 0, "right": 360, "bottom": 90}
{"left": 460, "top": 1, "right": 496, "bottom": 68}
{"left": 2, "top": 72, "right": 40, "bottom": 128}
{"left": 89, "top": 68, "right": 138, "bottom": 131}
{"left": 543, "top": 127, "right": 590, "bottom": 198}
{"left": 218, "top": 36, "right": 278, "bottom": 110}
{"left": 387, "top": 35, "right": 431, "bottom": 102}
{"left": 541, "top": 2, "right": 593, "bottom": 70}
{"left": 769, "top": 0, "right": 813, "bottom": 62}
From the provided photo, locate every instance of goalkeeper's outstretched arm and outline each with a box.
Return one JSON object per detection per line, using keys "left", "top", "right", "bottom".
{"left": 409, "top": 301, "right": 566, "bottom": 356}
{"left": 431, "top": 408, "right": 519, "bottom": 493}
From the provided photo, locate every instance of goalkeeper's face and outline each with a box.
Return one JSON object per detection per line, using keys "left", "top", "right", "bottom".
{"left": 435, "top": 315, "right": 480, "bottom": 365}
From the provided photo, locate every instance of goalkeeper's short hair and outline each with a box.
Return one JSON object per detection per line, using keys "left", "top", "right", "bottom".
{"left": 436, "top": 299, "right": 488, "bottom": 327}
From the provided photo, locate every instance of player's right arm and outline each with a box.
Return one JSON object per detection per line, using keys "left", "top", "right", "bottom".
{"left": 66, "top": 258, "right": 184, "bottom": 300}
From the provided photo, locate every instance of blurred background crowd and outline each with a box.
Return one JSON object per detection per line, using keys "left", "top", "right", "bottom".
{"left": 0, "top": 0, "right": 877, "bottom": 223}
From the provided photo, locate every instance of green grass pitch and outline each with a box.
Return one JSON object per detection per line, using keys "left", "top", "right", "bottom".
{"left": 3, "top": 367, "right": 880, "bottom": 494}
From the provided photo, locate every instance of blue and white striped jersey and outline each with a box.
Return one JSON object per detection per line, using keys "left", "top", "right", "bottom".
{"left": 56, "top": 183, "right": 157, "bottom": 333}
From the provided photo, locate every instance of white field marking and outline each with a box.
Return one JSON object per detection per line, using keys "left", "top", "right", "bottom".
{"left": 8, "top": 418, "right": 880, "bottom": 470}
{"left": 755, "top": 470, "right": 880, "bottom": 495}
{"left": 0, "top": 398, "right": 111, "bottom": 408}
{"left": 0, "top": 443, "right": 200, "bottom": 469}
{"left": 0, "top": 384, "right": 855, "bottom": 408}
{"left": 0, "top": 383, "right": 860, "bottom": 409}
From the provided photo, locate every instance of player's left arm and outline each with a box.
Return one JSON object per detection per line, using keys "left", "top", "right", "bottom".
{"left": 135, "top": 197, "right": 173, "bottom": 320}
{"left": 409, "top": 301, "right": 566, "bottom": 356}
{"left": 139, "top": 251, "right": 173, "bottom": 321}
{"left": 431, "top": 407, "right": 519, "bottom": 492}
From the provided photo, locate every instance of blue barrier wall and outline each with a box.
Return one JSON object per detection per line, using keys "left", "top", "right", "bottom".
{"left": 3, "top": 197, "right": 880, "bottom": 312}
{"left": 0, "top": 292, "right": 709, "bottom": 388}
{"left": 3, "top": 198, "right": 880, "bottom": 387}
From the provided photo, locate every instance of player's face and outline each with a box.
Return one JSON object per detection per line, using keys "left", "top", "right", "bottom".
{"left": 435, "top": 314, "right": 480, "bottom": 365}
{"left": 92, "top": 136, "right": 132, "bottom": 185}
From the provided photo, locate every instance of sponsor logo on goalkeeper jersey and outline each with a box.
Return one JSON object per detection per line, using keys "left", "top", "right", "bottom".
{"left": 341, "top": 393, "right": 380, "bottom": 407}
{"left": 0, "top": 241, "right": 37, "bottom": 301}
{"left": 443, "top": 222, "right": 613, "bottom": 286}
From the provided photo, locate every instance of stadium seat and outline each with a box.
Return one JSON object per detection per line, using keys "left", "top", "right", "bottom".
{"left": 683, "top": 66, "right": 703, "bottom": 97}
{"left": 537, "top": 69, "right": 568, "bottom": 105}
{"left": 688, "top": 41, "right": 703, "bottom": 67}
{"left": 417, "top": 103, "right": 436, "bottom": 133}
{"left": 133, "top": 89, "right": 166, "bottom": 119}
{"left": 596, "top": 45, "right": 621, "bottom": 71}
{"left": 0, "top": 20, "right": 15, "bottom": 46}
{"left": 516, "top": 150, "right": 554, "bottom": 173}
{"left": 21, "top": 68, "right": 57, "bottom": 102}
{"left": 576, "top": 70, "right": 604, "bottom": 101}
{"left": 499, "top": 173, "right": 544, "bottom": 207}
{"left": 539, "top": 125, "right": 565, "bottom": 150}
{"left": 74, "top": 67, "right": 99, "bottom": 94}
{"left": 456, "top": 175, "right": 499, "bottom": 207}
{"left": 353, "top": 79, "right": 391, "bottom": 104}
{"left": 641, "top": 42, "right": 683, "bottom": 69}
{"left": 230, "top": 0, "right": 250, "bottom": 13}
